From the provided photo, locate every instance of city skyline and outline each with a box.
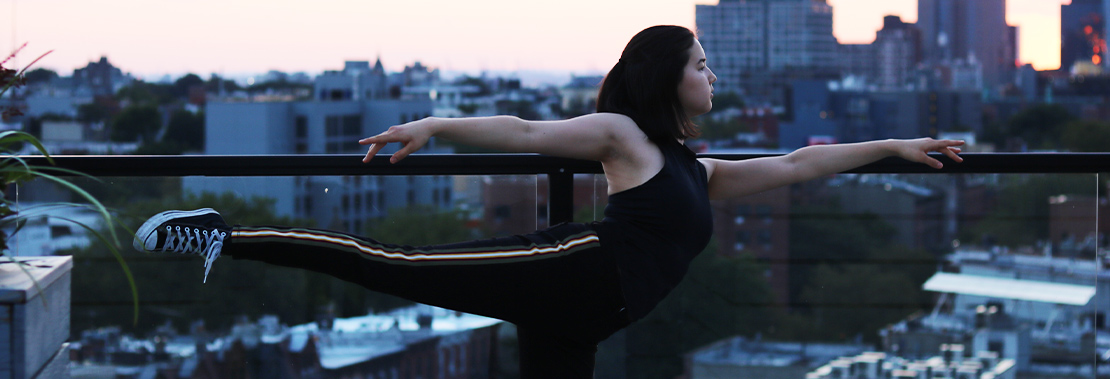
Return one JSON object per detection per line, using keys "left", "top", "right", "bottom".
{"left": 2, "top": 0, "right": 1075, "bottom": 81}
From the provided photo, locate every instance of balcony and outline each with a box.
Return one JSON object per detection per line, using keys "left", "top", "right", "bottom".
{"left": 6, "top": 152, "right": 1110, "bottom": 379}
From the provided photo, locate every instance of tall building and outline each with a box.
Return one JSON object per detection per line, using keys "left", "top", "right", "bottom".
{"left": 185, "top": 95, "right": 449, "bottom": 234}
{"left": 1105, "top": 0, "right": 1110, "bottom": 70}
{"left": 1061, "top": 0, "right": 1106, "bottom": 73}
{"left": 71, "top": 56, "right": 132, "bottom": 97}
{"left": 918, "top": 0, "right": 1015, "bottom": 90}
{"left": 837, "top": 43, "right": 875, "bottom": 82}
{"left": 696, "top": 0, "right": 839, "bottom": 105}
{"left": 315, "top": 60, "right": 391, "bottom": 100}
{"left": 873, "top": 16, "right": 922, "bottom": 90}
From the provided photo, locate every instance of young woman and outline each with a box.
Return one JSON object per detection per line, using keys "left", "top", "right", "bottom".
{"left": 135, "top": 25, "right": 963, "bottom": 377}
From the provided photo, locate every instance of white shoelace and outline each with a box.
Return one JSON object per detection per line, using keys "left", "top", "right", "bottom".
{"left": 163, "top": 225, "right": 226, "bottom": 283}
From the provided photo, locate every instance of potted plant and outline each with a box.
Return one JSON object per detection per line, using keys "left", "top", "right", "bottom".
{"left": 0, "top": 44, "right": 137, "bottom": 322}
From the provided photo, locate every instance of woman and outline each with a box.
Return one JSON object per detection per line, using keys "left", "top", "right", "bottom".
{"left": 135, "top": 25, "right": 963, "bottom": 377}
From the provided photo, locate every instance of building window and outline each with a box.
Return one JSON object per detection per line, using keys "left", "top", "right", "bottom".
{"left": 756, "top": 205, "right": 773, "bottom": 223}
{"left": 757, "top": 229, "right": 772, "bottom": 245}
{"left": 342, "top": 115, "right": 361, "bottom": 136}
{"left": 735, "top": 230, "right": 750, "bottom": 244}
{"left": 295, "top": 116, "right": 307, "bottom": 138}
{"left": 325, "top": 114, "right": 363, "bottom": 153}
{"left": 326, "top": 116, "right": 340, "bottom": 136}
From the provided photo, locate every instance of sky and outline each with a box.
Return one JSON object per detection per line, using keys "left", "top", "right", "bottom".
{"left": 1, "top": 0, "right": 1074, "bottom": 83}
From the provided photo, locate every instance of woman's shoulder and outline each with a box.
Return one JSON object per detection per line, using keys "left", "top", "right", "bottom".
{"left": 580, "top": 112, "right": 645, "bottom": 138}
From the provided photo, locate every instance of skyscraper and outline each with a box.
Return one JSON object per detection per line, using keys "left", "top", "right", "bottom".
{"left": 917, "top": 0, "right": 1015, "bottom": 90}
{"left": 696, "top": 0, "right": 839, "bottom": 105}
{"left": 873, "top": 16, "right": 922, "bottom": 90}
{"left": 1105, "top": 0, "right": 1110, "bottom": 70}
{"left": 1061, "top": 0, "right": 1106, "bottom": 72}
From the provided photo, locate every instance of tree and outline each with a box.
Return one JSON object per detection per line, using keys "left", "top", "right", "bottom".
{"left": 455, "top": 76, "right": 492, "bottom": 97}
{"left": 205, "top": 75, "right": 242, "bottom": 94}
{"left": 695, "top": 116, "right": 750, "bottom": 142}
{"left": 368, "top": 205, "right": 480, "bottom": 246}
{"left": 788, "top": 203, "right": 896, "bottom": 304}
{"left": 77, "top": 102, "right": 112, "bottom": 124}
{"left": 68, "top": 192, "right": 332, "bottom": 337}
{"left": 1007, "top": 104, "right": 1076, "bottom": 150}
{"left": 709, "top": 91, "right": 744, "bottom": 110}
{"left": 1060, "top": 120, "right": 1110, "bottom": 152}
{"left": 798, "top": 245, "right": 936, "bottom": 342}
{"left": 496, "top": 100, "right": 541, "bottom": 121}
{"left": 172, "top": 73, "right": 204, "bottom": 98}
{"left": 968, "top": 175, "right": 1094, "bottom": 246}
{"left": 617, "top": 244, "right": 776, "bottom": 378}
{"left": 163, "top": 109, "right": 205, "bottom": 152}
{"left": 110, "top": 105, "right": 162, "bottom": 142}
{"left": 457, "top": 103, "right": 479, "bottom": 116}
{"left": 24, "top": 68, "right": 58, "bottom": 84}
{"left": 116, "top": 81, "right": 175, "bottom": 106}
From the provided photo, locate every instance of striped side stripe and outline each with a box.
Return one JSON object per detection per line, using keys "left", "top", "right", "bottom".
{"left": 231, "top": 227, "right": 601, "bottom": 265}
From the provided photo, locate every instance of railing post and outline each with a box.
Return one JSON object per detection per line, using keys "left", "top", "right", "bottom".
{"left": 548, "top": 169, "right": 574, "bottom": 225}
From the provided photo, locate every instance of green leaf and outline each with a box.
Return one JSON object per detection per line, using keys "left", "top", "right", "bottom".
{"left": 0, "top": 131, "right": 52, "bottom": 162}
{"left": 49, "top": 215, "right": 139, "bottom": 325}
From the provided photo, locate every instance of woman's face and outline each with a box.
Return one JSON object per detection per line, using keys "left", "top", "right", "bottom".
{"left": 677, "top": 40, "right": 716, "bottom": 117}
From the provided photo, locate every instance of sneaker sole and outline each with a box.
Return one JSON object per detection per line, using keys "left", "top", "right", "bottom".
{"left": 133, "top": 208, "right": 220, "bottom": 252}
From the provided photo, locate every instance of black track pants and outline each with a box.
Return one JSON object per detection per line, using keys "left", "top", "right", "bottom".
{"left": 224, "top": 221, "right": 630, "bottom": 378}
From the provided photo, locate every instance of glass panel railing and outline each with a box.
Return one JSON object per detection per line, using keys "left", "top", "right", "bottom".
{"left": 672, "top": 173, "right": 1103, "bottom": 379}
{"left": 11, "top": 173, "right": 540, "bottom": 377}
{"left": 7, "top": 168, "right": 1107, "bottom": 378}
{"left": 572, "top": 172, "right": 1103, "bottom": 378}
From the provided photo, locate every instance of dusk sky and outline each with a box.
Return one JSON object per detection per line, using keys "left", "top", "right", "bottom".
{"left": 2, "top": 0, "right": 1073, "bottom": 82}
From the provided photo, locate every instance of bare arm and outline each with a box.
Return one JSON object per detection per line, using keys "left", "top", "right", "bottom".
{"left": 700, "top": 138, "right": 964, "bottom": 200}
{"left": 359, "top": 113, "right": 638, "bottom": 164}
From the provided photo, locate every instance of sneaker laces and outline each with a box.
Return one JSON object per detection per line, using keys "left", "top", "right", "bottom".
{"left": 163, "top": 225, "right": 226, "bottom": 283}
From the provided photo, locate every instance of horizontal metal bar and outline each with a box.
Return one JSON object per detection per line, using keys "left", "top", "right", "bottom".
{"left": 19, "top": 152, "right": 1110, "bottom": 177}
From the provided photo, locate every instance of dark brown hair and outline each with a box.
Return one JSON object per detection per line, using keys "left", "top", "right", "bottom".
{"left": 597, "top": 25, "right": 700, "bottom": 144}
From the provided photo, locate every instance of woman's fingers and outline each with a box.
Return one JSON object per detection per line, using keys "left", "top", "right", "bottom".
{"left": 362, "top": 142, "right": 386, "bottom": 163}
{"left": 941, "top": 146, "right": 963, "bottom": 163}
{"left": 934, "top": 140, "right": 964, "bottom": 163}
{"left": 360, "top": 133, "right": 394, "bottom": 163}
{"left": 919, "top": 139, "right": 964, "bottom": 168}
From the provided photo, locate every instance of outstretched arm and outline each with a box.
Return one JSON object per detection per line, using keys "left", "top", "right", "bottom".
{"left": 359, "top": 113, "right": 638, "bottom": 164}
{"left": 700, "top": 138, "right": 964, "bottom": 200}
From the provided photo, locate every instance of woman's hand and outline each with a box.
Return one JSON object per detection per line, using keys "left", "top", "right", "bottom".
{"left": 892, "top": 138, "right": 965, "bottom": 169}
{"left": 359, "top": 118, "right": 438, "bottom": 163}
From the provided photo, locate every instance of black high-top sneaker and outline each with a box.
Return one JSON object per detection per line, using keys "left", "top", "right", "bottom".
{"left": 134, "top": 208, "right": 231, "bottom": 283}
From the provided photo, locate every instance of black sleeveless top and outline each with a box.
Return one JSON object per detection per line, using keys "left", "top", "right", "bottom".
{"left": 596, "top": 139, "right": 713, "bottom": 320}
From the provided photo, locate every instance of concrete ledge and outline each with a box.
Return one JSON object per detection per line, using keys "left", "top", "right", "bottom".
{"left": 32, "top": 343, "right": 70, "bottom": 379}
{"left": 0, "top": 256, "right": 73, "bottom": 379}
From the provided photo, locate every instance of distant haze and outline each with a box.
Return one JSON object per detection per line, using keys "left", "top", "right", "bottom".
{"left": 2, "top": 0, "right": 1070, "bottom": 82}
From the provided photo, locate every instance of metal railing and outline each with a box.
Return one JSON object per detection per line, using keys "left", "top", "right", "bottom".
{"left": 25, "top": 152, "right": 1110, "bottom": 225}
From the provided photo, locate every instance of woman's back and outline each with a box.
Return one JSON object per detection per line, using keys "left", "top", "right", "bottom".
{"left": 599, "top": 137, "right": 713, "bottom": 320}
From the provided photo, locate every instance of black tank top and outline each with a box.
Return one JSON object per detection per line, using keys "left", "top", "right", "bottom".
{"left": 597, "top": 139, "right": 713, "bottom": 320}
